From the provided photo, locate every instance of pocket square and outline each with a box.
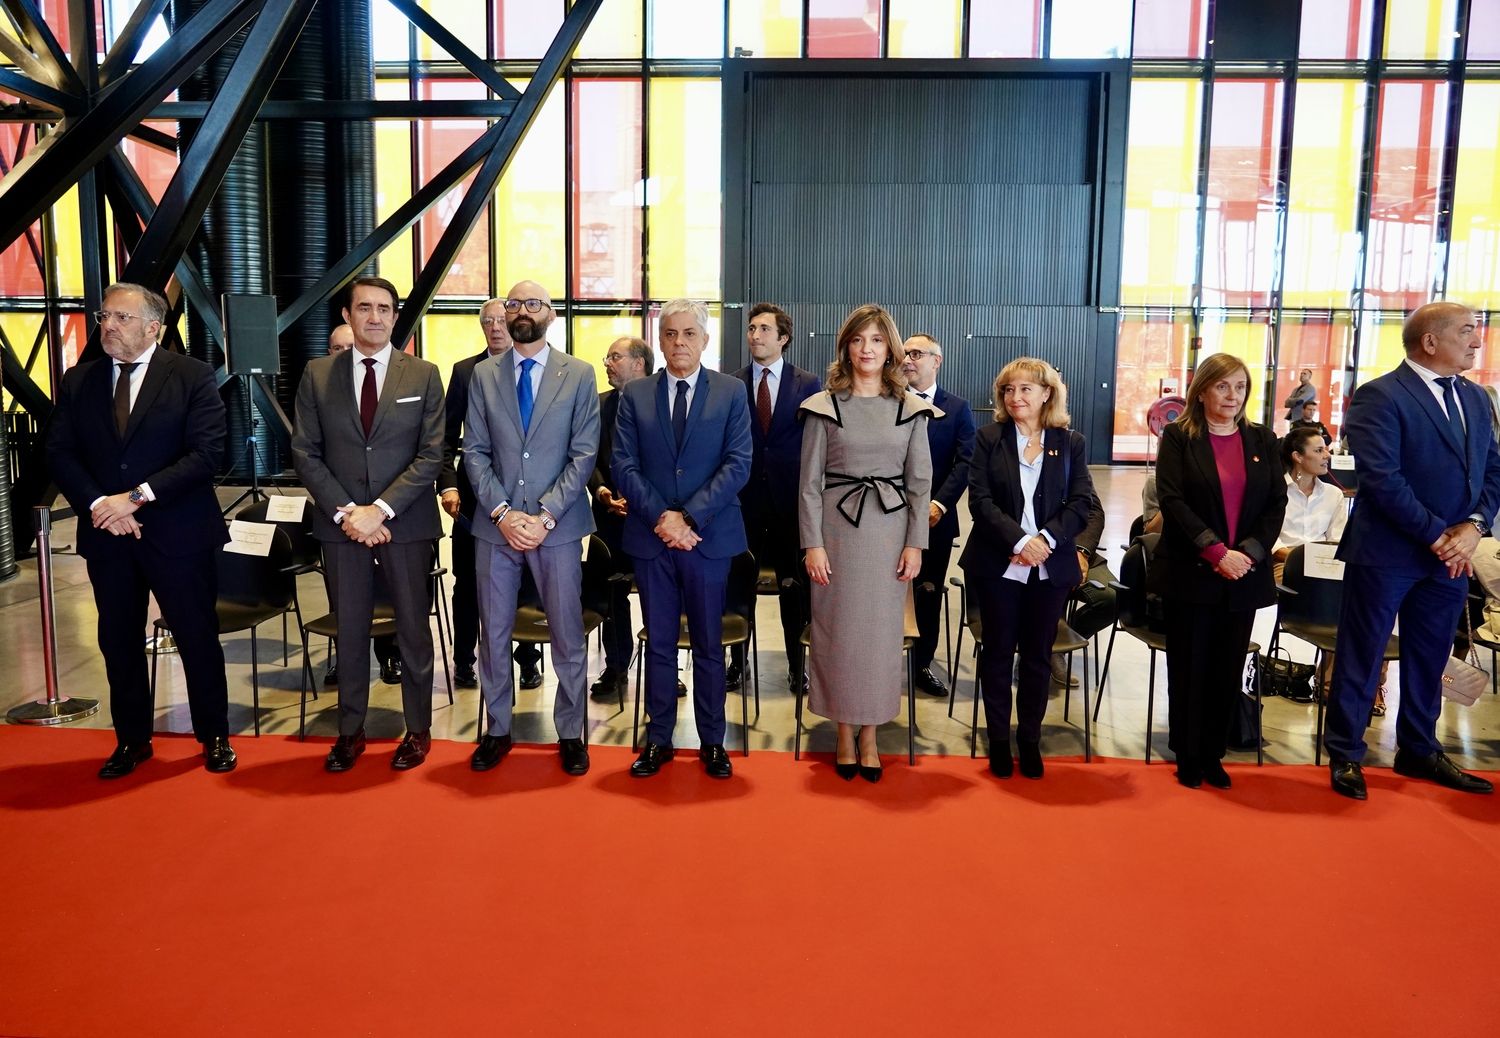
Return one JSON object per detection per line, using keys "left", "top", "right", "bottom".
{"left": 396, "top": 395, "right": 422, "bottom": 403}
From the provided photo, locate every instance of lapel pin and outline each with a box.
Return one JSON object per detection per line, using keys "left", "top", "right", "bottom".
{"left": 1252, "top": 455, "right": 1260, "bottom": 462}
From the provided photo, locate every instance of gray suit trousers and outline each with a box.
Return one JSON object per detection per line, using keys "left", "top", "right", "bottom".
{"left": 324, "top": 538, "right": 436, "bottom": 736}
{"left": 475, "top": 537, "right": 588, "bottom": 739}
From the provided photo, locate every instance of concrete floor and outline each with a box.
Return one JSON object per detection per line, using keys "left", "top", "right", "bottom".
{"left": 4, "top": 466, "right": 1499, "bottom": 770}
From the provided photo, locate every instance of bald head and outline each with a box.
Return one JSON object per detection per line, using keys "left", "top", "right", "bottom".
{"left": 503, "top": 279, "right": 555, "bottom": 352}
{"left": 1403, "top": 301, "right": 1479, "bottom": 377}
{"left": 328, "top": 323, "right": 355, "bottom": 354}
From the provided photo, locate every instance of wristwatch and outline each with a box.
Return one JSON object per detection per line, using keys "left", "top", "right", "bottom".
{"left": 128, "top": 486, "right": 147, "bottom": 506}
{"left": 539, "top": 509, "right": 556, "bottom": 531}
{"left": 1467, "top": 516, "right": 1490, "bottom": 537}
{"left": 494, "top": 504, "right": 511, "bottom": 527}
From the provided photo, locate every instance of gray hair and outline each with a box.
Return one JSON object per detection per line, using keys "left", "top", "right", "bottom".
{"left": 104, "top": 282, "right": 168, "bottom": 325}
{"left": 613, "top": 335, "right": 654, "bottom": 374}
{"left": 907, "top": 332, "right": 942, "bottom": 356}
{"left": 659, "top": 298, "right": 710, "bottom": 335}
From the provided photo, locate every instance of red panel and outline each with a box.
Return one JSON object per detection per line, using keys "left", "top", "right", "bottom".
{"left": 570, "top": 78, "right": 642, "bottom": 300}
{"left": 1363, "top": 80, "right": 1449, "bottom": 312}
{"left": 1202, "top": 80, "right": 1284, "bottom": 308}
{"left": 1132, "top": 0, "right": 1207, "bottom": 59}
{"left": 0, "top": 124, "right": 45, "bottom": 297}
{"left": 418, "top": 79, "right": 492, "bottom": 297}
{"left": 807, "top": 0, "right": 881, "bottom": 58}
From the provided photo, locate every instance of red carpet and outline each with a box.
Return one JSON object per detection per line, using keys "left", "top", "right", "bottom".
{"left": 1, "top": 725, "right": 1498, "bottom": 1037}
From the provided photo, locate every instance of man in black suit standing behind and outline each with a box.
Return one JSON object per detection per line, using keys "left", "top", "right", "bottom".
{"left": 732, "top": 303, "right": 821, "bottom": 692}
{"left": 47, "top": 282, "right": 235, "bottom": 777}
{"left": 438, "top": 297, "right": 542, "bottom": 690}
{"left": 902, "top": 333, "right": 976, "bottom": 697}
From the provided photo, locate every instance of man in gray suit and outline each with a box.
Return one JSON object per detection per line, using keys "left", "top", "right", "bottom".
{"left": 291, "top": 276, "right": 446, "bottom": 773}
{"left": 464, "top": 280, "right": 601, "bottom": 775}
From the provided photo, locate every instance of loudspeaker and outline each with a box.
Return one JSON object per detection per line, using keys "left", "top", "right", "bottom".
{"left": 223, "top": 294, "right": 281, "bottom": 376}
{"left": 1212, "top": 0, "right": 1302, "bottom": 62}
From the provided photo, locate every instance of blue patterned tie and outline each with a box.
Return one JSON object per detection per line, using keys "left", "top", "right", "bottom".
{"left": 1438, "top": 376, "right": 1467, "bottom": 466}
{"left": 672, "top": 379, "right": 689, "bottom": 448}
{"left": 518, "top": 357, "right": 536, "bottom": 433}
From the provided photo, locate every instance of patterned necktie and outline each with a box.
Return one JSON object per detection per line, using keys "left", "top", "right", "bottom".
{"left": 113, "top": 362, "right": 138, "bottom": 436}
{"left": 673, "top": 379, "right": 689, "bottom": 448}
{"left": 518, "top": 357, "right": 537, "bottom": 432}
{"left": 756, "top": 368, "right": 773, "bottom": 434}
{"left": 1438, "top": 376, "right": 1468, "bottom": 466}
{"left": 360, "top": 358, "right": 378, "bottom": 439}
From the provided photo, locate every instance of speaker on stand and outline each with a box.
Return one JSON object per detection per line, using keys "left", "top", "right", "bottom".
{"left": 222, "top": 293, "right": 281, "bottom": 515}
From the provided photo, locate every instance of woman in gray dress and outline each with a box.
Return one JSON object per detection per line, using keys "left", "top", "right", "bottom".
{"left": 799, "top": 304, "right": 935, "bottom": 782}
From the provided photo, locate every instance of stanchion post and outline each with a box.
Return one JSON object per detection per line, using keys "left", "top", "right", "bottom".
{"left": 7, "top": 505, "right": 99, "bottom": 725}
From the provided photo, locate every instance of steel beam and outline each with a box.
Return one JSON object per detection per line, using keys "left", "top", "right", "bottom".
{"left": 0, "top": 66, "right": 81, "bottom": 113}
{"left": 101, "top": 0, "right": 174, "bottom": 85}
{"left": 2, "top": 0, "right": 84, "bottom": 94}
{"left": 0, "top": 0, "right": 263, "bottom": 252}
{"left": 121, "top": 0, "right": 318, "bottom": 289}
{"left": 385, "top": 0, "right": 521, "bottom": 101}
{"left": 0, "top": 32, "right": 61, "bottom": 90}
{"left": 152, "top": 98, "right": 520, "bottom": 120}
{"left": 392, "top": 0, "right": 603, "bottom": 348}
{"left": 127, "top": 124, "right": 178, "bottom": 152}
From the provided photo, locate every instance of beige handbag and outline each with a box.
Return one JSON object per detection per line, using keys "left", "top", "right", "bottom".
{"left": 1441, "top": 609, "right": 1489, "bottom": 706}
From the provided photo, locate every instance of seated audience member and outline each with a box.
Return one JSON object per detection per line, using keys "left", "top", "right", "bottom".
{"left": 1289, "top": 400, "right": 1333, "bottom": 445}
{"left": 1469, "top": 537, "right": 1500, "bottom": 643}
{"left": 1141, "top": 471, "right": 1163, "bottom": 535}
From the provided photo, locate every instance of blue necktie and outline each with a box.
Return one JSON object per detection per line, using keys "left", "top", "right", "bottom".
{"left": 672, "top": 379, "right": 689, "bottom": 448}
{"left": 1438, "top": 376, "right": 1467, "bottom": 466}
{"left": 518, "top": 357, "right": 536, "bottom": 432}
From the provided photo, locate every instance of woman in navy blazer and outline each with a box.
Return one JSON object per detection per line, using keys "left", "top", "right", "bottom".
{"left": 959, "top": 358, "right": 1094, "bottom": 779}
{"left": 1152, "top": 353, "right": 1286, "bottom": 790}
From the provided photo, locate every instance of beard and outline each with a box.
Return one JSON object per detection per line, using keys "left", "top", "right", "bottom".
{"left": 508, "top": 316, "right": 546, "bottom": 344}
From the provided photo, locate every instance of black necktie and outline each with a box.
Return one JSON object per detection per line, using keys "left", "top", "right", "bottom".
{"left": 673, "top": 379, "right": 689, "bottom": 448}
{"left": 360, "top": 358, "right": 378, "bottom": 439}
{"left": 1438, "top": 376, "right": 1468, "bottom": 464}
{"left": 113, "top": 362, "right": 138, "bottom": 436}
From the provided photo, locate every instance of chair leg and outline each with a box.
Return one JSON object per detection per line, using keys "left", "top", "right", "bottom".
{"left": 475, "top": 682, "right": 485, "bottom": 743}
{"left": 631, "top": 642, "right": 644, "bottom": 753}
{"left": 750, "top": 624, "right": 760, "bottom": 722}
{"left": 942, "top": 587, "right": 953, "bottom": 692}
{"left": 250, "top": 628, "right": 261, "bottom": 738}
{"left": 1145, "top": 649, "right": 1156, "bottom": 765}
{"left": 1094, "top": 624, "right": 1119, "bottom": 723}
{"left": 1063, "top": 656, "right": 1071, "bottom": 722}
{"left": 149, "top": 623, "right": 160, "bottom": 708}
{"left": 1253, "top": 647, "right": 1264, "bottom": 767}
{"left": 1314, "top": 649, "right": 1326, "bottom": 768}
{"left": 281, "top": 612, "right": 289, "bottom": 666}
{"left": 794, "top": 642, "right": 806, "bottom": 761}
{"left": 739, "top": 642, "right": 750, "bottom": 758}
{"left": 299, "top": 652, "right": 311, "bottom": 741}
{"left": 435, "top": 593, "right": 453, "bottom": 705}
{"left": 1079, "top": 648, "right": 1091, "bottom": 763}
{"left": 970, "top": 642, "right": 982, "bottom": 759}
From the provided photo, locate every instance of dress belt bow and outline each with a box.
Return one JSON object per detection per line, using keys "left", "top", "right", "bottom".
{"left": 824, "top": 472, "right": 908, "bottom": 527}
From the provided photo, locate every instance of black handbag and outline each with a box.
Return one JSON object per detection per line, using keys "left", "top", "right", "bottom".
{"left": 1257, "top": 646, "right": 1315, "bottom": 702}
{"left": 1227, "top": 653, "right": 1264, "bottom": 751}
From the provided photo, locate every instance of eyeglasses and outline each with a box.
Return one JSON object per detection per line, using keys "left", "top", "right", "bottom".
{"left": 604, "top": 352, "right": 632, "bottom": 363}
{"left": 503, "top": 298, "right": 548, "bottom": 314}
{"left": 904, "top": 348, "right": 935, "bottom": 360}
{"left": 479, "top": 316, "right": 507, "bottom": 327}
{"left": 94, "top": 310, "right": 144, "bottom": 324}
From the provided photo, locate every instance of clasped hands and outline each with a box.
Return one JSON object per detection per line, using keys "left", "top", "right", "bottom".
{"left": 597, "top": 486, "right": 629, "bottom": 518}
{"left": 1213, "top": 549, "right": 1253, "bottom": 580}
{"left": 1432, "top": 521, "right": 1482, "bottom": 579}
{"left": 499, "top": 509, "right": 550, "bottom": 552}
{"left": 1009, "top": 534, "right": 1051, "bottom": 568}
{"left": 656, "top": 510, "right": 700, "bottom": 551}
{"left": 92, "top": 492, "right": 142, "bottom": 539}
{"left": 342, "top": 504, "right": 392, "bottom": 547}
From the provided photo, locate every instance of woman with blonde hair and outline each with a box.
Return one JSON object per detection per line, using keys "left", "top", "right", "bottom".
{"left": 1153, "top": 353, "right": 1286, "bottom": 789}
{"left": 958, "top": 358, "right": 1094, "bottom": 779}
{"left": 799, "top": 304, "right": 936, "bottom": 781}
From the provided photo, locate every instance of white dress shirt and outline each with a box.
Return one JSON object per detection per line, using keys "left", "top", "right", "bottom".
{"left": 1404, "top": 356, "right": 1466, "bottom": 428}
{"left": 339, "top": 342, "right": 397, "bottom": 522}
{"left": 1274, "top": 474, "right": 1348, "bottom": 553}
{"left": 513, "top": 342, "right": 550, "bottom": 393}
{"left": 1003, "top": 426, "right": 1057, "bottom": 584}
{"left": 91, "top": 345, "right": 159, "bottom": 511}
{"left": 668, "top": 366, "right": 702, "bottom": 411}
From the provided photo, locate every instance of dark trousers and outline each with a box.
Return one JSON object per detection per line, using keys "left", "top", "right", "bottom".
{"left": 600, "top": 570, "right": 635, "bottom": 670}
{"left": 749, "top": 509, "right": 808, "bottom": 675}
{"left": 913, "top": 532, "right": 954, "bottom": 669}
{"left": 87, "top": 542, "right": 228, "bottom": 744}
{"left": 976, "top": 571, "right": 1072, "bottom": 751}
{"left": 1162, "top": 598, "right": 1255, "bottom": 768}
{"left": 454, "top": 525, "right": 539, "bottom": 670}
{"left": 637, "top": 548, "right": 730, "bottom": 745}
{"left": 1069, "top": 560, "right": 1119, "bottom": 640}
{"left": 1326, "top": 562, "right": 1464, "bottom": 763}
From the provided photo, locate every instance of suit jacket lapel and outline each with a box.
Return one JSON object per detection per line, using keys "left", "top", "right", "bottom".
{"left": 1394, "top": 362, "right": 1466, "bottom": 463}
{"left": 524, "top": 355, "right": 567, "bottom": 441}
{"left": 998, "top": 421, "right": 1023, "bottom": 518}
{"left": 89, "top": 360, "right": 118, "bottom": 441}
{"left": 1187, "top": 432, "right": 1228, "bottom": 534}
{"left": 652, "top": 372, "right": 677, "bottom": 457}
{"left": 120, "top": 350, "right": 170, "bottom": 446}
{"left": 682, "top": 370, "right": 711, "bottom": 446}
{"left": 369, "top": 349, "right": 408, "bottom": 437}
{"left": 1235, "top": 428, "right": 1265, "bottom": 536}
{"left": 772, "top": 364, "right": 799, "bottom": 434}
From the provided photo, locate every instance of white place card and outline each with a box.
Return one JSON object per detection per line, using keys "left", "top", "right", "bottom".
{"left": 264, "top": 495, "right": 308, "bottom": 522}
{"left": 1330, "top": 454, "right": 1356, "bottom": 471}
{"left": 1304, "top": 541, "right": 1345, "bottom": 581}
{"left": 225, "top": 519, "right": 276, "bottom": 557}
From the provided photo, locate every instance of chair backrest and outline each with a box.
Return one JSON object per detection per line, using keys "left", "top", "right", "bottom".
{"left": 1128, "top": 513, "right": 1145, "bottom": 542}
{"left": 724, "top": 550, "right": 759, "bottom": 620}
{"left": 1116, "top": 532, "right": 1163, "bottom": 632}
{"left": 216, "top": 526, "right": 295, "bottom": 609}
{"left": 580, "top": 535, "right": 614, "bottom": 616}
{"left": 234, "top": 496, "right": 320, "bottom": 569}
{"left": 1277, "top": 544, "right": 1342, "bottom": 627}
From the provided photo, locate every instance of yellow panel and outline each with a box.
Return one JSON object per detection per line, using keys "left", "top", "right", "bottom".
{"left": 1448, "top": 82, "right": 1500, "bottom": 312}
{"left": 0, "top": 312, "right": 48, "bottom": 399}
{"left": 495, "top": 78, "right": 565, "bottom": 297}
{"left": 1197, "top": 318, "right": 1269, "bottom": 419}
{"left": 1119, "top": 79, "right": 1202, "bottom": 307}
{"left": 888, "top": 0, "right": 961, "bottom": 58}
{"left": 421, "top": 313, "right": 485, "bottom": 383}
{"left": 1283, "top": 80, "right": 1365, "bottom": 309}
{"left": 417, "top": 0, "right": 488, "bottom": 61}
{"left": 374, "top": 80, "right": 415, "bottom": 294}
{"left": 646, "top": 78, "right": 721, "bottom": 301}
{"left": 728, "top": 0, "right": 801, "bottom": 57}
{"left": 1384, "top": 0, "right": 1458, "bottom": 60}
{"left": 1355, "top": 315, "right": 1407, "bottom": 388}
{"left": 573, "top": 312, "right": 643, "bottom": 391}
{"left": 52, "top": 186, "right": 84, "bottom": 297}
{"left": 576, "top": 0, "right": 642, "bottom": 59}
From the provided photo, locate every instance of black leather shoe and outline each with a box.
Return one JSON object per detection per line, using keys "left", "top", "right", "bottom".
{"left": 203, "top": 737, "right": 237, "bottom": 773}
{"left": 454, "top": 665, "right": 478, "bottom": 689}
{"left": 391, "top": 730, "right": 431, "bottom": 771}
{"left": 858, "top": 743, "right": 882, "bottom": 783}
{"left": 99, "top": 742, "right": 152, "bottom": 779}
{"left": 519, "top": 664, "right": 543, "bottom": 690}
{"left": 989, "top": 748, "right": 1013, "bottom": 778}
{"left": 1329, "top": 760, "right": 1367, "bottom": 800}
{"left": 1017, "top": 740, "right": 1044, "bottom": 779}
{"left": 1202, "top": 760, "right": 1231, "bottom": 789}
{"left": 789, "top": 672, "right": 810, "bottom": 695}
{"left": 590, "top": 667, "right": 625, "bottom": 701}
{"left": 700, "top": 743, "right": 732, "bottom": 779}
{"left": 381, "top": 657, "right": 403, "bottom": 685}
{"left": 1176, "top": 758, "right": 1203, "bottom": 789}
{"left": 630, "top": 742, "right": 675, "bottom": 777}
{"left": 1393, "top": 749, "right": 1493, "bottom": 794}
{"left": 676, "top": 678, "right": 688, "bottom": 697}
{"left": 915, "top": 666, "right": 949, "bottom": 697}
{"left": 325, "top": 731, "right": 366, "bottom": 773}
{"left": 471, "top": 733, "right": 512, "bottom": 771}
{"left": 725, "top": 662, "right": 743, "bottom": 691}
{"left": 559, "top": 738, "right": 590, "bottom": 775}
{"left": 323, "top": 664, "right": 339, "bottom": 688}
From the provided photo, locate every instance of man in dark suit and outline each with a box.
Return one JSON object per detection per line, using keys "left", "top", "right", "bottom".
{"left": 588, "top": 334, "right": 652, "bottom": 700}
{"left": 46, "top": 282, "right": 234, "bottom": 777}
{"left": 1289, "top": 400, "right": 1332, "bottom": 445}
{"left": 901, "top": 333, "right": 976, "bottom": 697}
{"left": 1326, "top": 301, "right": 1500, "bottom": 800}
{"left": 732, "top": 303, "right": 821, "bottom": 692}
{"left": 291, "top": 276, "right": 446, "bottom": 773}
{"left": 613, "top": 299, "right": 753, "bottom": 778}
{"left": 437, "top": 299, "right": 542, "bottom": 691}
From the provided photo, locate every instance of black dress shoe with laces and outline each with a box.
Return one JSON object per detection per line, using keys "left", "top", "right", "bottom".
{"left": 676, "top": 678, "right": 688, "bottom": 697}
{"left": 323, "top": 664, "right": 339, "bottom": 688}
{"left": 700, "top": 743, "right": 732, "bottom": 779}
{"left": 590, "top": 667, "right": 625, "bottom": 701}
{"left": 631, "top": 742, "right": 675, "bottom": 777}
{"left": 724, "top": 663, "right": 743, "bottom": 691}
{"left": 99, "top": 742, "right": 153, "bottom": 779}
{"left": 471, "top": 733, "right": 512, "bottom": 771}
{"left": 1393, "top": 749, "right": 1493, "bottom": 794}
{"left": 454, "top": 665, "right": 478, "bottom": 689}
{"left": 391, "top": 730, "right": 431, "bottom": 770}
{"left": 915, "top": 667, "right": 949, "bottom": 697}
{"left": 989, "top": 747, "right": 1013, "bottom": 778}
{"left": 326, "top": 731, "right": 366, "bottom": 773}
{"left": 203, "top": 737, "right": 237, "bottom": 773}
{"left": 381, "top": 657, "right": 403, "bottom": 685}
{"left": 559, "top": 738, "right": 590, "bottom": 775}
{"left": 1329, "top": 760, "right": 1367, "bottom": 800}
{"left": 519, "top": 664, "right": 543, "bottom": 690}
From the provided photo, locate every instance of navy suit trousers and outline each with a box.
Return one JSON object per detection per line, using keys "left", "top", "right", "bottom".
{"left": 637, "top": 548, "right": 731, "bottom": 746}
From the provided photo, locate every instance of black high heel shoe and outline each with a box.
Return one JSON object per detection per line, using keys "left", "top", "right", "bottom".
{"left": 857, "top": 741, "right": 883, "bottom": 783}
{"left": 834, "top": 757, "right": 859, "bottom": 781}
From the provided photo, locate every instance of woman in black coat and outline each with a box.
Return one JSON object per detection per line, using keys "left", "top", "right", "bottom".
{"left": 1152, "top": 352, "right": 1287, "bottom": 789}
{"left": 959, "top": 358, "right": 1095, "bottom": 780}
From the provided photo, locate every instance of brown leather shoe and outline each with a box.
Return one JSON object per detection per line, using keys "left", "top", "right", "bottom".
{"left": 391, "top": 730, "right": 431, "bottom": 771}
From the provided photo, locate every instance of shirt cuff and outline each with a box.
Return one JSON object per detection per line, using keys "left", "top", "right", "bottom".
{"left": 139, "top": 482, "right": 155, "bottom": 503}
{"left": 933, "top": 501, "right": 947, "bottom": 515}
{"left": 1012, "top": 534, "right": 1031, "bottom": 555}
{"left": 334, "top": 502, "right": 357, "bottom": 524}
{"left": 1040, "top": 529, "right": 1056, "bottom": 549}
{"left": 1201, "top": 542, "right": 1229, "bottom": 566}
{"left": 374, "top": 499, "right": 395, "bottom": 521}
{"left": 89, "top": 496, "right": 106, "bottom": 512}
{"left": 491, "top": 502, "right": 508, "bottom": 519}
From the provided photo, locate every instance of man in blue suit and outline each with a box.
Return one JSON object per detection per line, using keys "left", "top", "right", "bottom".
{"left": 613, "top": 299, "right": 753, "bottom": 778}
{"left": 733, "top": 303, "right": 821, "bottom": 692}
{"left": 902, "top": 334, "right": 976, "bottom": 697}
{"left": 1326, "top": 301, "right": 1500, "bottom": 800}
